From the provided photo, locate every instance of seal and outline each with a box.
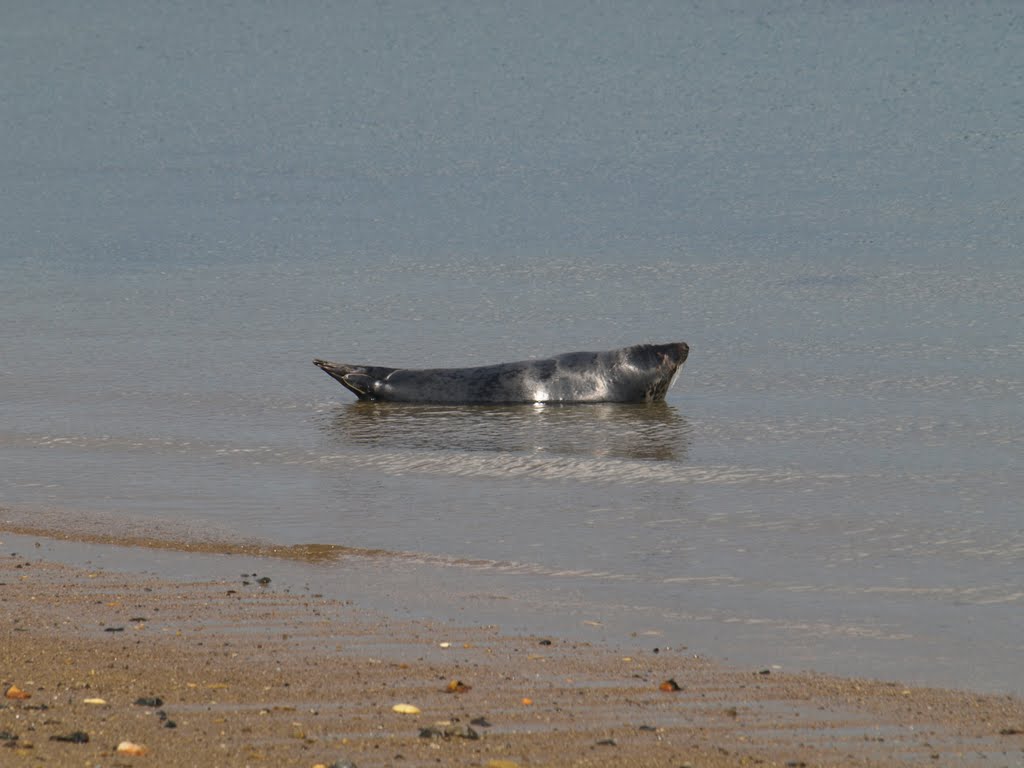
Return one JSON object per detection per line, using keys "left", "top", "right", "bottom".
{"left": 313, "top": 342, "right": 689, "bottom": 404}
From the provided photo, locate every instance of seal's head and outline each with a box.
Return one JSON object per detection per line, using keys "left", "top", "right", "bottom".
{"left": 623, "top": 342, "right": 689, "bottom": 401}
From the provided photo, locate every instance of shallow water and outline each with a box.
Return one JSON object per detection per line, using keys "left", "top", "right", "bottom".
{"left": 2, "top": 1, "right": 1023, "bottom": 694}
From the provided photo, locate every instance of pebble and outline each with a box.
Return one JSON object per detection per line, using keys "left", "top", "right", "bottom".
{"left": 5, "top": 684, "right": 31, "bottom": 700}
{"left": 156, "top": 709, "right": 177, "bottom": 728}
{"left": 116, "top": 740, "right": 149, "bottom": 756}
{"left": 50, "top": 731, "right": 90, "bottom": 744}
{"left": 392, "top": 703, "right": 420, "bottom": 715}
{"left": 419, "top": 724, "right": 479, "bottom": 740}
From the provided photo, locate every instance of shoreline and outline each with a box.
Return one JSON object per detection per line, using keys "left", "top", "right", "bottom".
{"left": 3, "top": 534, "right": 1023, "bottom": 767}
{"left": 5, "top": 511, "right": 1023, "bottom": 699}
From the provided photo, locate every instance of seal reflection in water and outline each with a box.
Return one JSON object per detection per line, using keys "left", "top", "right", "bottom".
{"left": 313, "top": 342, "right": 689, "bottom": 404}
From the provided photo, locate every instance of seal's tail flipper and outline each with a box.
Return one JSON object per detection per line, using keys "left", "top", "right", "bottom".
{"left": 313, "top": 359, "right": 394, "bottom": 401}
{"left": 338, "top": 372, "right": 381, "bottom": 399}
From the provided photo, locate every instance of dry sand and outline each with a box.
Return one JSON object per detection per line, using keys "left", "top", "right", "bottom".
{"left": 2, "top": 545, "right": 1023, "bottom": 768}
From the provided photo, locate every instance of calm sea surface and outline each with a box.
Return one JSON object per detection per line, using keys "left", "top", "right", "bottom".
{"left": 2, "top": 1, "right": 1022, "bottom": 693}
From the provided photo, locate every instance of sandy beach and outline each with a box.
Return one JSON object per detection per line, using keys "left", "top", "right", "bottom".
{"left": 3, "top": 539, "right": 1023, "bottom": 768}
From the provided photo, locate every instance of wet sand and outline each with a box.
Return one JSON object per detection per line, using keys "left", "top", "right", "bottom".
{"left": 2, "top": 545, "right": 1023, "bottom": 768}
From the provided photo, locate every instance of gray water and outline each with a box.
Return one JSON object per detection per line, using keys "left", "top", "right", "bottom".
{"left": 2, "top": 1, "right": 1023, "bottom": 694}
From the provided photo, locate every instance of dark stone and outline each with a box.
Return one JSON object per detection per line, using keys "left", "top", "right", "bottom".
{"left": 50, "top": 731, "right": 89, "bottom": 744}
{"left": 418, "top": 725, "right": 479, "bottom": 741}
